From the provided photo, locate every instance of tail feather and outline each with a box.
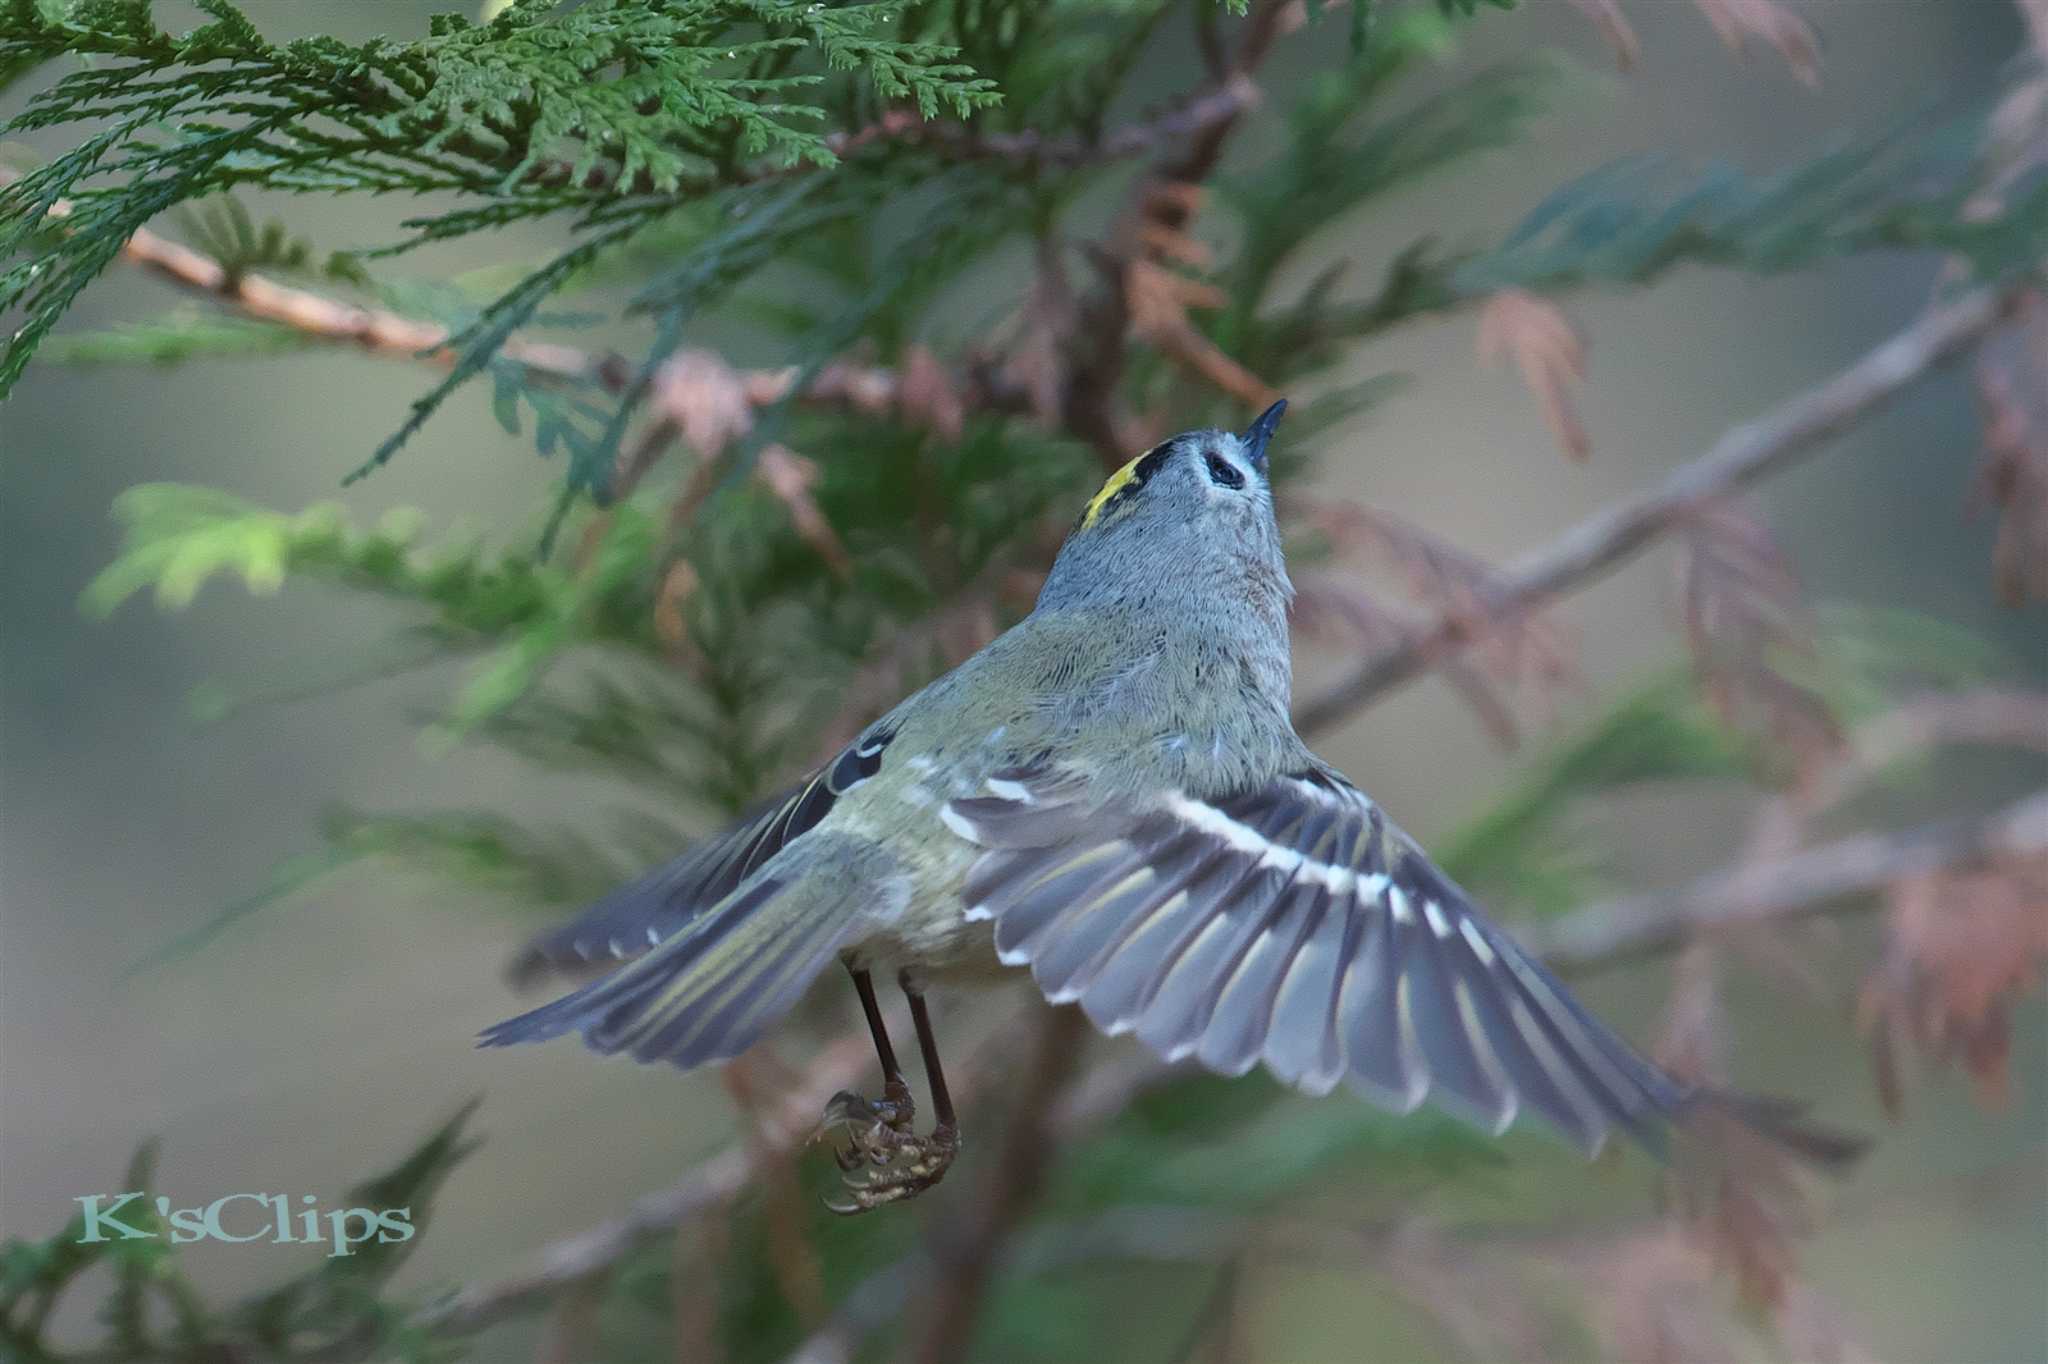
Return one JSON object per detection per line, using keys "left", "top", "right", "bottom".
{"left": 481, "top": 867, "right": 873, "bottom": 1070}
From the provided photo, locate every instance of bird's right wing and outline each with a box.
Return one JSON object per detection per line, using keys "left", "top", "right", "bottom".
{"left": 508, "top": 725, "right": 896, "bottom": 986}
{"left": 942, "top": 762, "right": 1686, "bottom": 1157}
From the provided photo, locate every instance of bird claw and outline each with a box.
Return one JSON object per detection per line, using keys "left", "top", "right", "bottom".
{"left": 817, "top": 1076, "right": 916, "bottom": 1138}
{"left": 821, "top": 1123, "right": 960, "bottom": 1215}
{"left": 813, "top": 1076, "right": 926, "bottom": 1182}
{"left": 814, "top": 1078, "right": 957, "bottom": 1214}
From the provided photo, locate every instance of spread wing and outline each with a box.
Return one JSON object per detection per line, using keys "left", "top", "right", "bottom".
{"left": 508, "top": 725, "right": 895, "bottom": 986}
{"left": 942, "top": 764, "right": 1686, "bottom": 1155}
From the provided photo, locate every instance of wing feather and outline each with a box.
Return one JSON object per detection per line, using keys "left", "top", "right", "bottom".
{"left": 1402, "top": 897, "right": 1516, "bottom": 1132}
{"left": 1260, "top": 894, "right": 1349, "bottom": 1094}
{"left": 943, "top": 763, "right": 1697, "bottom": 1156}
{"left": 1195, "top": 880, "right": 1328, "bottom": 1077}
{"left": 1134, "top": 862, "right": 1293, "bottom": 1062}
{"left": 509, "top": 724, "right": 895, "bottom": 985}
{"left": 1339, "top": 899, "right": 1424, "bottom": 1111}
{"left": 1032, "top": 826, "right": 1207, "bottom": 1003}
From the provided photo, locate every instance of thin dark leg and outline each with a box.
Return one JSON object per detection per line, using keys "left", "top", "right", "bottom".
{"left": 902, "top": 973, "right": 957, "bottom": 1132}
{"left": 818, "top": 974, "right": 961, "bottom": 1214}
{"left": 848, "top": 965, "right": 902, "bottom": 1083}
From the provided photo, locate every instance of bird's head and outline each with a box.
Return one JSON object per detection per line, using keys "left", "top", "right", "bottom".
{"left": 1035, "top": 400, "right": 1291, "bottom": 616}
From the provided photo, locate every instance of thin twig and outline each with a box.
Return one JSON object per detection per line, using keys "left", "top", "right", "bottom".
{"left": 1531, "top": 788, "right": 2048, "bottom": 973}
{"left": 0, "top": 162, "right": 617, "bottom": 390}
{"left": 1293, "top": 284, "right": 2033, "bottom": 735}
{"left": 0, "top": 165, "right": 1031, "bottom": 430}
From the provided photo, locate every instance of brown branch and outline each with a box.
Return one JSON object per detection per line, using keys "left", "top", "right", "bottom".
{"left": 414, "top": 1031, "right": 876, "bottom": 1338}
{"left": 1529, "top": 789, "right": 2048, "bottom": 974}
{"left": 0, "top": 165, "right": 1034, "bottom": 448}
{"left": 905, "top": 1006, "right": 1094, "bottom": 1364}
{"left": 0, "top": 162, "right": 620, "bottom": 390}
{"left": 784, "top": 1207, "right": 1242, "bottom": 1364}
{"left": 1293, "top": 284, "right": 2033, "bottom": 736}
{"left": 1062, "top": 2, "right": 1292, "bottom": 458}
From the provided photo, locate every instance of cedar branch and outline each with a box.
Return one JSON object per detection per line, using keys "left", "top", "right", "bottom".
{"left": 1532, "top": 789, "right": 2048, "bottom": 973}
{"left": 0, "top": 77, "right": 1258, "bottom": 408}
{"left": 1293, "top": 284, "right": 2033, "bottom": 735}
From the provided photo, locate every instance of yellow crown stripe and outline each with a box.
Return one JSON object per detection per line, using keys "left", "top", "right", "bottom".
{"left": 1078, "top": 451, "right": 1149, "bottom": 531}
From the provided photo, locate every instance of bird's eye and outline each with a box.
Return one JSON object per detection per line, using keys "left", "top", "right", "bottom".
{"left": 1205, "top": 452, "right": 1245, "bottom": 489}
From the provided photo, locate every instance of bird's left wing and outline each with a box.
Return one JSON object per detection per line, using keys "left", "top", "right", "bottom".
{"left": 941, "top": 764, "right": 1685, "bottom": 1156}
{"left": 508, "top": 725, "right": 894, "bottom": 985}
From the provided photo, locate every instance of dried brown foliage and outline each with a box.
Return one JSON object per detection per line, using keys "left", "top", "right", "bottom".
{"left": 1859, "top": 852, "right": 2048, "bottom": 1114}
{"left": 652, "top": 348, "right": 758, "bottom": 463}
{"left": 1125, "top": 202, "right": 1281, "bottom": 414}
{"left": 1705, "top": 689, "right": 2048, "bottom": 1029}
{"left": 653, "top": 559, "right": 701, "bottom": 650}
{"left": 1558, "top": 0, "right": 1819, "bottom": 83}
{"left": 1565, "top": 0, "right": 1642, "bottom": 71}
{"left": 756, "top": 443, "right": 853, "bottom": 579}
{"left": 1476, "top": 288, "right": 1593, "bottom": 462}
{"left": 1582, "top": 1230, "right": 1734, "bottom": 1364}
{"left": 1291, "top": 573, "right": 1524, "bottom": 747}
{"left": 1791, "top": 691, "right": 2048, "bottom": 820}
{"left": 1581, "top": 1221, "right": 1880, "bottom": 1364}
{"left": 1374, "top": 1220, "right": 1562, "bottom": 1362}
{"left": 1970, "top": 289, "right": 2048, "bottom": 605}
{"left": 1669, "top": 1114, "right": 1818, "bottom": 1312}
{"left": 898, "top": 344, "right": 968, "bottom": 445}
{"left": 1689, "top": 0, "right": 1822, "bottom": 86}
{"left": 1299, "top": 497, "right": 1583, "bottom": 711}
{"left": 1646, "top": 946, "right": 1866, "bottom": 1328}
{"left": 1676, "top": 500, "right": 1842, "bottom": 784}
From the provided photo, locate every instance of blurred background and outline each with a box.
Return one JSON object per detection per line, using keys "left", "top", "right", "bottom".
{"left": 3, "top": 1, "right": 2044, "bottom": 1361}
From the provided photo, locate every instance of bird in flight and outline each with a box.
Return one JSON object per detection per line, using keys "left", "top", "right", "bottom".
{"left": 483, "top": 401, "right": 1861, "bottom": 1212}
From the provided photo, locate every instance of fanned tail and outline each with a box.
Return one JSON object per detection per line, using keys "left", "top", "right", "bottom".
{"left": 481, "top": 852, "right": 883, "bottom": 1069}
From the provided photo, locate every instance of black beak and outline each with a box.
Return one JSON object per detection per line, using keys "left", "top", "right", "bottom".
{"left": 1241, "top": 399, "right": 1287, "bottom": 472}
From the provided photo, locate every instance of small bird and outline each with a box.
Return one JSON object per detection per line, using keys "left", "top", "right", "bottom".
{"left": 483, "top": 401, "right": 1861, "bottom": 1212}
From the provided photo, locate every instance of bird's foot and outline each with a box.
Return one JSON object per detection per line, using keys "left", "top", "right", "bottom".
{"left": 822, "top": 1121, "right": 959, "bottom": 1215}
{"left": 815, "top": 1075, "right": 917, "bottom": 1165}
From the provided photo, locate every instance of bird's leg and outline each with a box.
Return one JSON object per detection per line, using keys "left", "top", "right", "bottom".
{"left": 819, "top": 965, "right": 918, "bottom": 1170}
{"left": 825, "top": 971, "right": 962, "bottom": 1214}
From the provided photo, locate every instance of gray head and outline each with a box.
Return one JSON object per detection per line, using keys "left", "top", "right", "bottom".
{"left": 1035, "top": 401, "right": 1293, "bottom": 622}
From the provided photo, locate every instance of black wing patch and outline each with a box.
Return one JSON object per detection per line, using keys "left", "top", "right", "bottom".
{"left": 943, "top": 765, "right": 1685, "bottom": 1156}
{"left": 508, "top": 724, "right": 895, "bottom": 985}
